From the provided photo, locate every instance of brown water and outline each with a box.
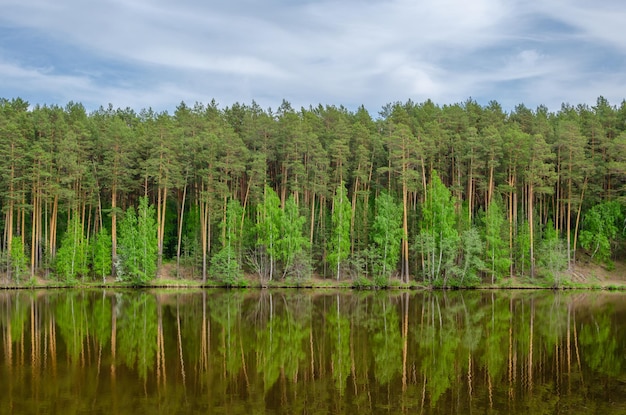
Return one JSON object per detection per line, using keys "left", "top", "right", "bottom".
{"left": 1, "top": 289, "right": 625, "bottom": 414}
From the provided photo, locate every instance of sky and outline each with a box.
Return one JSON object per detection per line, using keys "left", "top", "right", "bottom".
{"left": 1, "top": 0, "right": 626, "bottom": 114}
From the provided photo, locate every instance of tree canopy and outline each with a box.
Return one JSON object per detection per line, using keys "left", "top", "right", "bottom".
{"left": 1, "top": 96, "right": 626, "bottom": 286}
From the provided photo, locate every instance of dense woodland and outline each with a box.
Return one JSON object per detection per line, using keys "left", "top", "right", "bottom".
{"left": 2, "top": 96, "right": 626, "bottom": 286}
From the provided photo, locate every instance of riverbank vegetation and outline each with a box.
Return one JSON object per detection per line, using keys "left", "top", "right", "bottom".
{"left": 2, "top": 96, "right": 626, "bottom": 288}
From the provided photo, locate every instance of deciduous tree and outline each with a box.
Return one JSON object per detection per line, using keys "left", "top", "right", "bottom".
{"left": 327, "top": 183, "right": 351, "bottom": 280}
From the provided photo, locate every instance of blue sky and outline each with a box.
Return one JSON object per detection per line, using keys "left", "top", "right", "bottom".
{"left": 1, "top": 0, "right": 626, "bottom": 113}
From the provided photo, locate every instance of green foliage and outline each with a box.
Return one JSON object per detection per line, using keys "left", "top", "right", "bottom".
{"left": 370, "top": 192, "right": 403, "bottom": 279}
{"left": 418, "top": 171, "right": 459, "bottom": 286}
{"left": 117, "top": 197, "right": 158, "bottom": 284}
{"left": 222, "top": 198, "right": 243, "bottom": 252}
{"left": 352, "top": 274, "right": 373, "bottom": 289}
{"left": 91, "top": 227, "right": 112, "bottom": 283}
{"left": 255, "top": 185, "right": 282, "bottom": 281}
{"left": 253, "top": 187, "right": 309, "bottom": 281}
{"left": 515, "top": 221, "right": 531, "bottom": 277}
{"left": 483, "top": 199, "right": 510, "bottom": 282}
{"left": 116, "top": 205, "right": 137, "bottom": 280}
{"left": 210, "top": 245, "right": 244, "bottom": 286}
{"left": 55, "top": 216, "right": 88, "bottom": 282}
{"left": 452, "top": 227, "right": 484, "bottom": 287}
{"left": 579, "top": 201, "right": 624, "bottom": 265}
{"left": 284, "top": 251, "right": 312, "bottom": 282}
{"left": 278, "top": 195, "right": 309, "bottom": 278}
{"left": 538, "top": 220, "right": 568, "bottom": 286}
{"left": 6, "top": 96, "right": 626, "bottom": 283}
{"left": 9, "top": 238, "right": 28, "bottom": 283}
{"left": 327, "top": 183, "right": 352, "bottom": 280}
{"left": 212, "top": 198, "right": 244, "bottom": 286}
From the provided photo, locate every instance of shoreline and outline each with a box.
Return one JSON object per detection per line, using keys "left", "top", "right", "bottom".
{"left": 2, "top": 277, "right": 625, "bottom": 291}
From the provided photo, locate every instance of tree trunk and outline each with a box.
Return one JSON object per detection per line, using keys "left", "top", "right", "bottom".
{"left": 572, "top": 177, "right": 587, "bottom": 266}
{"left": 157, "top": 186, "right": 168, "bottom": 275}
{"left": 528, "top": 183, "right": 535, "bottom": 279}
{"left": 176, "top": 183, "right": 188, "bottom": 278}
{"left": 401, "top": 177, "right": 410, "bottom": 283}
{"left": 350, "top": 175, "right": 359, "bottom": 256}
{"left": 111, "top": 185, "right": 117, "bottom": 278}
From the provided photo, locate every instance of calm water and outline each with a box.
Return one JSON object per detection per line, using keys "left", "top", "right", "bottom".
{"left": 1, "top": 289, "right": 625, "bottom": 414}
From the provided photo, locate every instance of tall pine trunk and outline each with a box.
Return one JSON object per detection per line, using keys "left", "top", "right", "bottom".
{"left": 176, "top": 183, "right": 187, "bottom": 278}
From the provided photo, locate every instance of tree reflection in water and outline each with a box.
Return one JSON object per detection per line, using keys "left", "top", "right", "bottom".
{"left": 1, "top": 290, "right": 626, "bottom": 414}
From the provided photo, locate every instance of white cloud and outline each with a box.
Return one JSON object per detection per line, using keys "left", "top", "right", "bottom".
{"left": 530, "top": 1, "right": 626, "bottom": 50}
{"left": 1, "top": 0, "right": 626, "bottom": 112}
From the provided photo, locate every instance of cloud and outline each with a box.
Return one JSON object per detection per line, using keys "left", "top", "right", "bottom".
{"left": 530, "top": 1, "right": 626, "bottom": 50}
{"left": 1, "top": 0, "right": 626, "bottom": 113}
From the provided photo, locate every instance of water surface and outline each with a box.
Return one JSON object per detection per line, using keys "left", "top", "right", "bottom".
{"left": 1, "top": 289, "right": 625, "bottom": 414}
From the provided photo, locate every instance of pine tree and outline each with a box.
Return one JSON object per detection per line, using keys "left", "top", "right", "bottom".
{"left": 384, "top": 121, "right": 421, "bottom": 282}
{"left": 554, "top": 119, "right": 588, "bottom": 267}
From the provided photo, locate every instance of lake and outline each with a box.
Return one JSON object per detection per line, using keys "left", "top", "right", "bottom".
{"left": 1, "top": 289, "right": 625, "bottom": 414}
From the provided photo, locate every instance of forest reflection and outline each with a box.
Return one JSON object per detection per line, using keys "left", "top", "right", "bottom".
{"left": 1, "top": 289, "right": 626, "bottom": 414}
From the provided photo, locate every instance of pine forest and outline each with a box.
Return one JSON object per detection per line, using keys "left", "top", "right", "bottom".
{"left": 2, "top": 96, "right": 626, "bottom": 287}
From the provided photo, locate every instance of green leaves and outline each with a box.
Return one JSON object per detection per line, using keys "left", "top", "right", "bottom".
{"left": 252, "top": 188, "right": 309, "bottom": 281}
{"left": 55, "top": 216, "right": 88, "bottom": 282}
{"left": 91, "top": 227, "right": 112, "bottom": 283}
{"left": 538, "top": 221, "right": 568, "bottom": 286}
{"left": 327, "top": 183, "right": 351, "bottom": 280}
{"left": 256, "top": 185, "right": 282, "bottom": 281}
{"left": 278, "top": 195, "right": 309, "bottom": 279}
{"left": 5, "top": 96, "right": 626, "bottom": 285}
{"left": 579, "top": 201, "right": 624, "bottom": 265}
{"left": 117, "top": 197, "right": 158, "bottom": 284}
{"left": 370, "top": 192, "right": 403, "bottom": 279}
{"left": 211, "top": 199, "right": 244, "bottom": 286}
{"left": 484, "top": 199, "right": 510, "bottom": 282}
{"left": 419, "top": 171, "right": 459, "bottom": 285}
{"left": 9, "top": 238, "right": 27, "bottom": 283}
{"left": 209, "top": 245, "right": 243, "bottom": 286}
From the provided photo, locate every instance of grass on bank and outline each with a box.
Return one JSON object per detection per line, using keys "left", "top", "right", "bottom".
{"left": 2, "top": 258, "right": 626, "bottom": 290}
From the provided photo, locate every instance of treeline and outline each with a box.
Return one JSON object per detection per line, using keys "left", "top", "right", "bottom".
{"left": 1, "top": 96, "right": 626, "bottom": 286}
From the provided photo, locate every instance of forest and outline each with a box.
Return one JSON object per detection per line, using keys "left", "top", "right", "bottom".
{"left": 1, "top": 96, "right": 626, "bottom": 287}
